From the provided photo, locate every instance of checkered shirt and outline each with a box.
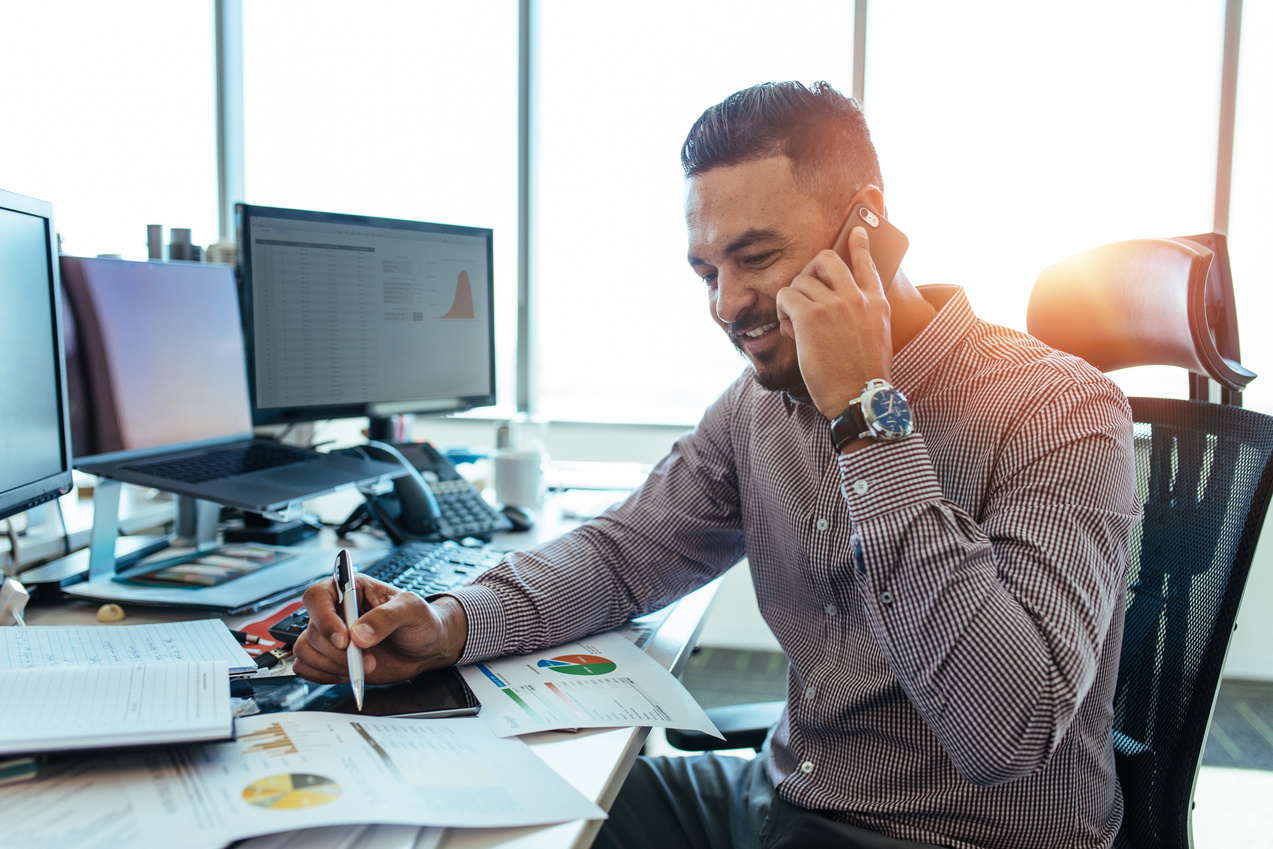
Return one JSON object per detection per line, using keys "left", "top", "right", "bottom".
{"left": 450, "top": 285, "right": 1139, "bottom": 849}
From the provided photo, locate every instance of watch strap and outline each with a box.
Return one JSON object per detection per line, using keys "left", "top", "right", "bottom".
{"left": 830, "top": 401, "right": 870, "bottom": 452}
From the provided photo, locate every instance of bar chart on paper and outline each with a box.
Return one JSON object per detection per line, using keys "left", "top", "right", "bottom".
{"left": 460, "top": 631, "right": 722, "bottom": 739}
{"left": 239, "top": 721, "right": 300, "bottom": 757}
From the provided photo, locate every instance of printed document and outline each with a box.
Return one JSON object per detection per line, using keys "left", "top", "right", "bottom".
{"left": 0, "top": 619, "right": 255, "bottom": 674}
{"left": 459, "top": 630, "right": 722, "bottom": 739}
{"left": 0, "top": 712, "right": 604, "bottom": 849}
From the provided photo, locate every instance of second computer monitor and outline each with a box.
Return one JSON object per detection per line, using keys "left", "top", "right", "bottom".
{"left": 0, "top": 188, "right": 73, "bottom": 522}
{"left": 236, "top": 203, "right": 496, "bottom": 426}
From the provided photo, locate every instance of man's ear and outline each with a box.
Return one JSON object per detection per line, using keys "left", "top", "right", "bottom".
{"left": 846, "top": 184, "right": 886, "bottom": 219}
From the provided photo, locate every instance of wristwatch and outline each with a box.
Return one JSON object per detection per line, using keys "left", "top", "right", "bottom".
{"left": 830, "top": 379, "right": 914, "bottom": 451}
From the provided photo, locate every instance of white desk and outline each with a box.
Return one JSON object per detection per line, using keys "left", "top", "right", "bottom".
{"left": 20, "top": 490, "right": 720, "bottom": 849}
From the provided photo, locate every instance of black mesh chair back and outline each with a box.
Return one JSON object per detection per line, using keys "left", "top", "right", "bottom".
{"left": 1030, "top": 234, "right": 1273, "bottom": 849}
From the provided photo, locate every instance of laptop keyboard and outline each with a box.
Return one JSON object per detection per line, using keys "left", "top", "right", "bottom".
{"left": 123, "top": 442, "right": 319, "bottom": 484}
{"left": 268, "top": 540, "right": 505, "bottom": 645}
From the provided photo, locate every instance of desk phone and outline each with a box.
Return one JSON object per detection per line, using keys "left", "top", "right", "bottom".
{"left": 339, "top": 442, "right": 513, "bottom": 544}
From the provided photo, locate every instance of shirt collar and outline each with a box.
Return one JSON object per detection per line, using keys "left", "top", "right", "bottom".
{"left": 890, "top": 285, "right": 977, "bottom": 403}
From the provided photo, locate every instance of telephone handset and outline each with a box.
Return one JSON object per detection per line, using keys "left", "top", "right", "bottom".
{"left": 339, "top": 441, "right": 512, "bottom": 544}
{"left": 833, "top": 203, "right": 909, "bottom": 293}
{"left": 357, "top": 441, "right": 444, "bottom": 541}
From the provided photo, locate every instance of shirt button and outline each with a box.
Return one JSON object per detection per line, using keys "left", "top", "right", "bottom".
{"left": 824, "top": 603, "right": 838, "bottom": 617}
{"left": 880, "top": 590, "right": 894, "bottom": 605}
{"left": 804, "top": 686, "right": 816, "bottom": 701}
{"left": 800, "top": 761, "right": 814, "bottom": 774}
{"left": 815, "top": 518, "right": 829, "bottom": 531}
{"left": 853, "top": 480, "right": 870, "bottom": 495}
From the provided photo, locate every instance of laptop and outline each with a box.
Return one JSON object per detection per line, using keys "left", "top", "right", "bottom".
{"left": 61, "top": 256, "right": 402, "bottom": 515}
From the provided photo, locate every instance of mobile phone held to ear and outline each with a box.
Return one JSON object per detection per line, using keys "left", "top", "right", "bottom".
{"left": 832, "top": 203, "right": 909, "bottom": 292}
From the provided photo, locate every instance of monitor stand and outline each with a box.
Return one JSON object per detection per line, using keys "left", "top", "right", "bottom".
{"left": 21, "top": 479, "right": 219, "bottom": 593}
{"left": 222, "top": 511, "right": 318, "bottom": 546}
{"left": 54, "top": 479, "right": 337, "bottom": 613}
{"left": 18, "top": 535, "right": 169, "bottom": 595}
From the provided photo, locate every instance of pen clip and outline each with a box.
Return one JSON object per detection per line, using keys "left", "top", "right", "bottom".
{"left": 333, "top": 549, "right": 354, "bottom": 604}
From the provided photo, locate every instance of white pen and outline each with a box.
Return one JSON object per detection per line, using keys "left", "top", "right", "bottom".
{"left": 333, "top": 549, "right": 365, "bottom": 710}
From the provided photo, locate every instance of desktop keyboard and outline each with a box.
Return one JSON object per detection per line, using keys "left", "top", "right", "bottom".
{"left": 124, "top": 441, "right": 317, "bottom": 484}
{"left": 268, "top": 540, "right": 506, "bottom": 645}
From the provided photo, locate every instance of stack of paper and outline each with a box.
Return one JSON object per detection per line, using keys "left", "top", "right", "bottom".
{"left": 0, "top": 660, "right": 231, "bottom": 755}
{"left": 0, "top": 712, "right": 606, "bottom": 849}
{"left": 0, "top": 620, "right": 255, "bottom": 756}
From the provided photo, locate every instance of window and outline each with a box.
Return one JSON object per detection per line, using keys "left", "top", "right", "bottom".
{"left": 533, "top": 1, "right": 857, "bottom": 424}
{"left": 0, "top": 2, "right": 218, "bottom": 260}
{"left": 865, "top": 0, "right": 1225, "bottom": 400}
{"left": 1227, "top": 1, "right": 1271, "bottom": 414}
{"left": 242, "top": 1, "right": 520, "bottom": 414}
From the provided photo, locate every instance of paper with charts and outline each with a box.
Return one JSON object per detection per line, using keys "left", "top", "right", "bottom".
{"left": 459, "top": 630, "right": 722, "bottom": 739}
{"left": 0, "top": 712, "right": 604, "bottom": 849}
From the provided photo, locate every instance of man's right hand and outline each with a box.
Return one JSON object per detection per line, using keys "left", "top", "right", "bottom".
{"left": 291, "top": 575, "right": 469, "bottom": 685}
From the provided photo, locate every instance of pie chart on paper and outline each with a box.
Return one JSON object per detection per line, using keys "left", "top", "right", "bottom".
{"left": 536, "top": 653, "right": 617, "bottom": 676}
{"left": 242, "top": 773, "right": 343, "bottom": 810}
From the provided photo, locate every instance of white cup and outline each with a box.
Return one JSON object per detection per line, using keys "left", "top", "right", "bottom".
{"left": 495, "top": 450, "right": 545, "bottom": 508}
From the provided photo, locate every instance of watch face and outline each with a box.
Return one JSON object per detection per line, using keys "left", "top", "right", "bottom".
{"left": 866, "top": 387, "right": 913, "bottom": 439}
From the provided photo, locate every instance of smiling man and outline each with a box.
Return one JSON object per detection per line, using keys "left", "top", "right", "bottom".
{"left": 294, "top": 81, "right": 1139, "bottom": 849}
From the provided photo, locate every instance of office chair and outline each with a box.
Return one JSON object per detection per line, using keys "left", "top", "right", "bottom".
{"left": 667, "top": 234, "right": 1273, "bottom": 849}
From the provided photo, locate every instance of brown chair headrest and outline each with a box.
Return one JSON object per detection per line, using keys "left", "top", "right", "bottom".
{"left": 1028, "top": 238, "right": 1255, "bottom": 392}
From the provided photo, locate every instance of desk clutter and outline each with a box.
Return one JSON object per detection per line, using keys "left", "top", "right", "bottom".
{"left": 0, "top": 606, "right": 715, "bottom": 848}
{"left": 0, "top": 186, "right": 675, "bottom": 848}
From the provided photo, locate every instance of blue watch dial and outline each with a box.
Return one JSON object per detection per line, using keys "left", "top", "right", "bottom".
{"left": 866, "top": 387, "right": 913, "bottom": 438}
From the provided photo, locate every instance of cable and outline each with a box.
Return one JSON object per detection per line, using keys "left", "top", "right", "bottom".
{"left": 3, "top": 520, "right": 19, "bottom": 574}
{"left": 55, "top": 498, "right": 71, "bottom": 555}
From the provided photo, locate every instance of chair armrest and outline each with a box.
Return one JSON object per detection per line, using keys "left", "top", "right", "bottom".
{"left": 664, "top": 700, "right": 785, "bottom": 752}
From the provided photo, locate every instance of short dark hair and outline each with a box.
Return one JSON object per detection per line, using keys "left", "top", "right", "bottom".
{"left": 680, "top": 81, "right": 883, "bottom": 212}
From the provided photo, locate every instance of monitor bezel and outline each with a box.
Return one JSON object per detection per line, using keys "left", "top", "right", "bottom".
{"left": 0, "top": 188, "right": 75, "bottom": 522}
{"left": 235, "top": 202, "right": 497, "bottom": 427}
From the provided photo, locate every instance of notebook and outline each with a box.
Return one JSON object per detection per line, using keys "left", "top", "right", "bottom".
{"left": 60, "top": 256, "right": 401, "bottom": 514}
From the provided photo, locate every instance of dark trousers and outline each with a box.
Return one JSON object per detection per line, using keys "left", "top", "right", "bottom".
{"left": 594, "top": 753, "right": 948, "bottom": 849}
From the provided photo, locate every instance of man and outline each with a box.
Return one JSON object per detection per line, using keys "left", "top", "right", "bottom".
{"left": 295, "top": 81, "right": 1139, "bottom": 849}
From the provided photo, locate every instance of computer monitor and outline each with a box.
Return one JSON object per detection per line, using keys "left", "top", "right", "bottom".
{"left": 235, "top": 203, "right": 497, "bottom": 432}
{"left": 0, "top": 189, "right": 74, "bottom": 523}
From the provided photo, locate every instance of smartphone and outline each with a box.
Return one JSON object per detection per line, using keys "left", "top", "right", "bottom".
{"left": 832, "top": 203, "right": 909, "bottom": 292}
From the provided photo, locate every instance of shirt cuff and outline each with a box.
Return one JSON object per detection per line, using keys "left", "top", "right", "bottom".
{"left": 836, "top": 434, "right": 943, "bottom": 521}
{"left": 441, "top": 584, "right": 508, "bottom": 666}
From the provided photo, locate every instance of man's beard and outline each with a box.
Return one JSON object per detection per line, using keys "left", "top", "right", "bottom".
{"left": 727, "top": 328, "right": 808, "bottom": 398}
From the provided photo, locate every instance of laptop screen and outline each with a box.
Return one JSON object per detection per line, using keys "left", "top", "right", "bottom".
{"left": 61, "top": 257, "right": 254, "bottom": 463}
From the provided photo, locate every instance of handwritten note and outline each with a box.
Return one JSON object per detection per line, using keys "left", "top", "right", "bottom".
{"left": 0, "top": 620, "right": 254, "bottom": 674}
{"left": 0, "top": 661, "right": 231, "bottom": 756}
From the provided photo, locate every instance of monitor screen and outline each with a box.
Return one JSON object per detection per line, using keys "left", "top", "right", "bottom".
{"left": 60, "top": 256, "right": 254, "bottom": 464}
{"left": 236, "top": 203, "right": 497, "bottom": 426}
{"left": 0, "top": 189, "right": 74, "bottom": 522}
